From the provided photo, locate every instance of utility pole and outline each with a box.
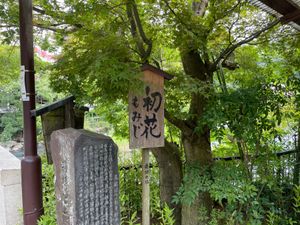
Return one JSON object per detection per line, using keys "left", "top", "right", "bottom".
{"left": 19, "top": 0, "right": 44, "bottom": 224}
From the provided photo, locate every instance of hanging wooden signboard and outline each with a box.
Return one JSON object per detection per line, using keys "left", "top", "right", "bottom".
{"left": 129, "top": 64, "right": 173, "bottom": 149}
{"left": 129, "top": 64, "right": 173, "bottom": 225}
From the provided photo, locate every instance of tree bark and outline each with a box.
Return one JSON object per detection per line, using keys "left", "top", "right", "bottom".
{"left": 180, "top": 49, "right": 214, "bottom": 225}
{"left": 152, "top": 141, "right": 183, "bottom": 225}
{"left": 181, "top": 132, "right": 213, "bottom": 225}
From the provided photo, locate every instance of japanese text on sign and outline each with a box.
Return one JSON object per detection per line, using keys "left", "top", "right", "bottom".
{"left": 131, "top": 86, "right": 162, "bottom": 140}
{"left": 129, "top": 70, "right": 165, "bottom": 149}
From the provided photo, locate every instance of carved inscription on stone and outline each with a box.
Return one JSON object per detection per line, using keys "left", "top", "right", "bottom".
{"left": 75, "top": 144, "right": 119, "bottom": 225}
{"left": 51, "top": 128, "right": 120, "bottom": 225}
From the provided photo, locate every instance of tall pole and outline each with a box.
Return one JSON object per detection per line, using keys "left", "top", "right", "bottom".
{"left": 19, "top": 0, "right": 44, "bottom": 224}
{"left": 142, "top": 149, "right": 150, "bottom": 225}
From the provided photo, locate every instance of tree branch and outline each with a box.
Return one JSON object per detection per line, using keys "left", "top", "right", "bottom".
{"left": 165, "top": 110, "right": 193, "bottom": 135}
{"left": 132, "top": 1, "right": 152, "bottom": 59}
{"left": 0, "top": 24, "right": 17, "bottom": 28}
{"left": 131, "top": 1, "right": 152, "bottom": 48}
{"left": 33, "top": 6, "right": 46, "bottom": 15}
{"left": 227, "top": 2, "right": 242, "bottom": 45}
{"left": 126, "top": 2, "right": 146, "bottom": 57}
{"left": 211, "top": 18, "right": 281, "bottom": 72}
{"left": 126, "top": 0, "right": 152, "bottom": 62}
{"left": 222, "top": 60, "right": 239, "bottom": 70}
{"left": 34, "top": 23, "right": 67, "bottom": 33}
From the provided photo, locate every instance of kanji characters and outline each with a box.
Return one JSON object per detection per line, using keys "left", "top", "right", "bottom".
{"left": 143, "top": 86, "right": 162, "bottom": 112}
{"left": 141, "top": 113, "right": 161, "bottom": 139}
{"left": 131, "top": 86, "right": 162, "bottom": 139}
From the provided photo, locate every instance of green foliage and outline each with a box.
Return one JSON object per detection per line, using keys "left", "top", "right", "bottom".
{"left": 49, "top": 23, "right": 144, "bottom": 105}
{"left": 0, "top": 45, "right": 54, "bottom": 142}
{"left": 0, "top": 1, "right": 19, "bottom": 44}
{"left": 119, "top": 151, "right": 143, "bottom": 218}
{"left": 0, "top": 45, "right": 20, "bottom": 83}
{"left": 293, "top": 185, "right": 300, "bottom": 214}
{"left": 0, "top": 46, "right": 22, "bottom": 141}
{"left": 173, "top": 161, "right": 257, "bottom": 207}
{"left": 202, "top": 81, "right": 287, "bottom": 145}
{"left": 119, "top": 151, "right": 161, "bottom": 223}
{"left": 0, "top": 81, "right": 23, "bottom": 141}
{"left": 38, "top": 156, "right": 56, "bottom": 225}
{"left": 198, "top": 207, "right": 227, "bottom": 225}
{"left": 94, "top": 100, "right": 129, "bottom": 138}
{"left": 287, "top": 71, "right": 300, "bottom": 111}
{"left": 84, "top": 111, "right": 114, "bottom": 136}
{"left": 123, "top": 211, "right": 140, "bottom": 225}
{"left": 1, "top": 1, "right": 300, "bottom": 224}
{"left": 266, "top": 210, "right": 298, "bottom": 225}
{"left": 157, "top": 204, "right": 176, "bottom": 225}
{"left": 172, "top": 164, "right": 212, "bottom": 206}
{"left": 174, "top": 160, "right": 300, "bottom": 224}
{"left": 208, "top": 208, "right": 226, "bottom": 225}
{"left": 36, "top": 70, "right": 65, "bottom": 103}
{"left": 211, "top": 162, "right": 257, "bottom": 206}
{"left": 0, "top": 111, "right": 22, "bottom": 141}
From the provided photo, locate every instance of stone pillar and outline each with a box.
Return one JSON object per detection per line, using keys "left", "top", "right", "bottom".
{"left": 51, "top": 128, "right": 120, "bottom": 225}
{"left": 0, "top": 146, "right": 23, "bottom": 225}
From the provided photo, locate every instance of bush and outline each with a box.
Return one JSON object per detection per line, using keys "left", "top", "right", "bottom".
{"left": 173, "top": 160, "right": 300, "bottom": 225}
{"left": 38, "top": 156, "right": 56, "bottom": 225}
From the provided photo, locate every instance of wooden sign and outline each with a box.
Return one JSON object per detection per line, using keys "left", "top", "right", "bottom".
{"left": 129, "top": 64, "right": 173, "bottom": 149}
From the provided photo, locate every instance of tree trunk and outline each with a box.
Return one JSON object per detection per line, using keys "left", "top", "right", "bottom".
{"left": 180, "top": 49, "right": 214, "bottom": 225}
{"left": 181, "top": 132, "right": 213, "bottom": 225}
{"left": 152, "top": 141, "right": 183, "bottom": 225}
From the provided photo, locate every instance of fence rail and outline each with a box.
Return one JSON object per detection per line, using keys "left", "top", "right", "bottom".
{"left": 120, "top": 149, "right": 298, "bottom": 170}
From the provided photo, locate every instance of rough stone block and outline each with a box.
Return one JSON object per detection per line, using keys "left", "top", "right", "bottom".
{"left": 51, "top": 128, "right": 120, "bottom": 225}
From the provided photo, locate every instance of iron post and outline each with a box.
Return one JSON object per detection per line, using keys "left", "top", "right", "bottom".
{"left": 19, "top": 0, "right": 44, "bottom": 224}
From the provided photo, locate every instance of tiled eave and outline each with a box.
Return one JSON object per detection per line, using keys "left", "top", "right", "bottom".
{"left": 249, "top": 0, "right": 300, "bottom": 31}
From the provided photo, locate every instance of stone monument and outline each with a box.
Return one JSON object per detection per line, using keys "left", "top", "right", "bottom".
{"left": 51, "top": 128, "right": 120, "bottom": 225}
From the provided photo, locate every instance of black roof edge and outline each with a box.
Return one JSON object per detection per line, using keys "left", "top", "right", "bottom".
{"left": 141, "top": 63, "right": 174, "bottom": 81}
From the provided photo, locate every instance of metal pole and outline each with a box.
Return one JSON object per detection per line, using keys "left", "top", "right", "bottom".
{"left": 19, "top": 0, "right": 44, "bottom": 224}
